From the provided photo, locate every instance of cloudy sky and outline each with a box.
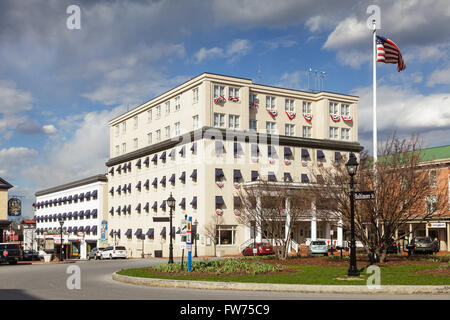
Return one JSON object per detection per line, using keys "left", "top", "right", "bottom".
{"left": 1, "top": 0, "right": 449, "bottom": 218}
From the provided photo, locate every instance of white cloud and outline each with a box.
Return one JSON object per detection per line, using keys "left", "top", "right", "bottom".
{"left": 276, "top": 71, "right": 304, "bottom": 90}
{"left": 323, "top": 16, "right": 368, "bottom": 51}
{"left": 427, "top": 66, "right": 450, "bottom": 87}
{"left": 194, "top": 39, "right": 251, "bottom": 64}
{"left": 0, "top": 147, "right": 38, "bottom": 181}
{"left": 194, "top": 47, "right": 224, "bottom": 63}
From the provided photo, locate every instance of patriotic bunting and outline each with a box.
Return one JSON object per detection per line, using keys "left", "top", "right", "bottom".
{"left": 214, "top": 96, "right": 226, "bottom": 104}
{"left": 302, "top": 161, "right": 308, "bottom": 167}
{"left": 216, "top": 209, "right": 223, "bottom": 216}
{"left": 249, "top": 101, "right": 259, "bottom": 108}
{"left": 233, "top": 210, "right": 241, "bottom": 216}
{"left": 266, "top": 107, "right": 278, "bottom": 117}
{"left": 228, "top": 96, "right": 239, "bottom": 102}
{"left": 284, "top": 160, "right": 291, "bottom": 166}
{"left": 342, "top": 115, "right": 353, "bottom": 122}
{"left": 216, "top": 181, "right": 224, "bottom": 188}
{"left": 233, "top": 183, "right": 241, "bottom": 189}
{"left": 302, "top": 113, "right": 313, "bottom": 121}
{"left": 286, "top": 111, "right": 296, "bottom": 120}
{"left": 330, "top": 114, "right": 340, "bottom": 122}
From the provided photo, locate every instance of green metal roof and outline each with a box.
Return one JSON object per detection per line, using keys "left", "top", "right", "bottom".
{"left": 420, "top": 145, "right": 450, "bottom": 162}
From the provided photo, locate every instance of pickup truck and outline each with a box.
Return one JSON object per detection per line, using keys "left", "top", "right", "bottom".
{"left": 0, "top": 243, "right": 22, "bottom": 265}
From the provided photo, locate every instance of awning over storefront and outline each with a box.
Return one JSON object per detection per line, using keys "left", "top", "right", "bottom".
{"left": 301, "top": 149, "right": 310, "bottom": 157}
{"left": 301, "top": 174, "right": 309, "bottom": 183}
{"left": 284, "top": 172, "right": 293, "bottom": 181}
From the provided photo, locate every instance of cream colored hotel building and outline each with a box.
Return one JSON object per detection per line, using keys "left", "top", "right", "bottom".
{"left": 106, "top": 73, "right": 363, "bottom": 258}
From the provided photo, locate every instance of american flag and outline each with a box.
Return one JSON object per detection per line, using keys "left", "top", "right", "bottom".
{"left": 376, "top": 36, "right": 406, "bottom": 72}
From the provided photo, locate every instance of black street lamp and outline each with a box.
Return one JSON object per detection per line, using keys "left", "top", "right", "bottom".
{"left": 167, "top": 193, "right": 176, "bottom": 264}
{"left": 59, "top": 219, "right": 64, "bottom": 261}
{"left": 193, "top": 219, "right": 198, "bottom": 258}
{"left": 141, "top": 234, "right": 145, "bottom": 258}
{"left": 346, "top": 152, "right": 360, "bottom": 277}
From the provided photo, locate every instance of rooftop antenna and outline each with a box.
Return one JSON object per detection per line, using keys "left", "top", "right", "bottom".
{"left": 314, "top": 70, "right": 318, "bottom": 92}
{"left": 307, "top": 68, "right": 312, "bottom": 91}
{"left": 319, "top": 71, "right": 326, "bottom": 91}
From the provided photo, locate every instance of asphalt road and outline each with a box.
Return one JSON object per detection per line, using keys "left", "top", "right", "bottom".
{"left": 0, "top": 258, "right": 448, "bottom": 300}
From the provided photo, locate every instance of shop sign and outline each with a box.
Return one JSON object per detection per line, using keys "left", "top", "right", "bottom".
{"left": 427, "top": 222, "right": 446, "bottom": 228}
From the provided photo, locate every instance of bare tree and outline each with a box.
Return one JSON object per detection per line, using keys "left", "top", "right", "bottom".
{"left": 203, "top": 213, "right": 223, "bottom": 257}
{"left": 309, "top": 133, "right": 447, "bottom": 263}
{"left": 236, "top": 180, "right": 313, "bottom": 259}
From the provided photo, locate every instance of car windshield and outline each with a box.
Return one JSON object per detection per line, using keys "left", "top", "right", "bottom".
{"left": 311, "top": 241, "right": 326, "bottom": 245}
{"left": 115, "top": 246, "right": 126, "bottom": 250}
{"left": 416, "top": 238, "right": 432, "bottom": 243}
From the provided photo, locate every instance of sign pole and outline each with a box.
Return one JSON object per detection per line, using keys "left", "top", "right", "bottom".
{"left": 187, "top": 216, "right": 192, "bottom": 272}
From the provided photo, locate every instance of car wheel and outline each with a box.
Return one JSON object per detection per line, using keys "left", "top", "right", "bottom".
{"left": 109, "top": 254, "right": 113, "bottom": 260}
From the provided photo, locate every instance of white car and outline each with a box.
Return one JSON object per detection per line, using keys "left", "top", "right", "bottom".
{"left": 100, "top": 246, "right": 127, "bottom": 260}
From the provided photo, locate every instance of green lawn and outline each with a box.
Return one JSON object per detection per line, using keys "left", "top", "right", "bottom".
{"left": 117, "top": 262, "right": 450, "bottom": 286}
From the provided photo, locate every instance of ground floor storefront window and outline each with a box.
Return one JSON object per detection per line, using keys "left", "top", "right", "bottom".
{"left": 216, "top": 225, "right": 236, "bottom": 245}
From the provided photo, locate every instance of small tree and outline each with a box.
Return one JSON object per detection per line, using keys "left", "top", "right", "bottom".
{"left": 203, "top": 213, "right": 223, "bottom": 257}
{"left": 309, "top": 134, "right": 447, "bottom": 263}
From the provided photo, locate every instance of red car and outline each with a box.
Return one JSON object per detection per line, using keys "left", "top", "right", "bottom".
{"left": 242, "top": 243, "right": 275, "bottom": 256}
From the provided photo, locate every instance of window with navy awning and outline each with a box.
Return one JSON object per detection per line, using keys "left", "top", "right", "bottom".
{"left": 92, "top": 190, "right": 98, "bottom": 199}
{"left": 233, "top": 142, "right": 243, "bottom": 157}
{"left": 122, "top": 206, "right": 126, "bottom": 213}
{"left": 284, "top": 172, "right": 293, "bottom": 182}
{"left": 179, "top": 198, "right": 186, "bottom": 208}
{"left": 191, "top": 142, "right": 197, "bottom": 154}
{"left": 317, "top": 150, "right": 325, "bottom": 159}
{"left": 160, "top": 176, "right": 166, "bottom": 186}
{"left": 63, "top": 196, "right": 67, "bottom": 203}
{"left": 127, "top": 205, "right": 131, "bottom": 213}
{"left": 301, "top": 148, "right": 310, "bottom": 159}
{"left": 190, "top": 196, "right": 197, "bottom": 207}
{"left": 284, "top": 147, "right": 293, "bottom": 160}
{"left": 268, "top": 145, "right": 277, "bottom": 158}
{"left": 85, "top": 226, "right": 91, "bottom": 233}
{"left": 215, "top": 140, "right": 225, "bottom": 155}
{"left": 109, "top": 229, "right": 114, "bottom": 237}
{"left": 136, "top": 203, "right": 141, "bottom": 212}
{"left": 179, "top": 145, "right": 185, "bottom": 157}
{"left": 160, "top": 227, "right": 166, "bottom": 237}
{"left": 73, "top": 194, "right": 78, "bottom": 201}
{"left": 215, "top": 168, "right": 224, "bottom": 182}
{"left": 146, "top": 228, "right": 154, "bottom": 238}
{"left": 85, "top": 191, "right": 91, "bottom": 199}
{"left": 122, "top": 184, "right": 127, "bottom": 193}
{"left": 116, "top": 206, "right": 121, "bottom": 213}
{"left": 151, "top": 178, "right": 157, "bottom": 187}
{"left": 169, "top": 149, "right": 175, "bottom": 159}
{"left": 136, "top": 159, "right": 141, "bottom": 168}
{"left": 127, "top": 183, "right": 131, "bottom": 192}
{"left": 215, "top": 196, "right": 225, "bottom": 206}
{"left": 78, "top": 226, "right": 84, "bottom": 232}
{"left": 109, "top": 167, "right": 114, "bottom": 175}
{"left": 190, "top": 169, "right": 197, "bottom": 181}
{"left": 268, "top": 171, "right": 277, "bottom": 181}
{"left": 143, "top": 202, "right": 149, "bottom": 211}
{"left": 160, "top": 151, "right": 166, "bottom": 160}
{"left": 122, "top": 163, "right": 127, "bottom": 172}
{"left": 151, "top": 154, "right": 158, "bottom": 163}
{"left": 135, "top": 229, "right": 142, "bottom": 238}
{"left": 143, "top": 156, "right": 150, "bottom": 166}
{"left": 169, "top": 174, "right": 175, "bottom": 184}
{"left": 179, "top": 171, "right": 186, "bottom": 182}
{"left": 160, "top": 200, "right": 166, "bottom": 209}
{"left": 73, "top": 211, "right": 79, "bottom": 218}
{"left": 335, "top": 152, "right": 342, "bottom": 162}
{"left": 144, "top": 179, "right": 150, "bottom": 188}
{"left": 68, "top": 195, "right": 73, "bottom": 202}
{"left": 72, "top": 226, "right": 78, "bottom": 233}
{"left": 233, "top": 169, "right": 242, "bottom": 183}
{"left": 116, "top": 164, "right": 122, "bottom": 173}
{"left": 109, "top": 207, "right": 114, "bottom": 215}
{"left": 125, "top": 229, "right": 132, "bottom": 237}
{"left": 136, "top": 181, "right": 142, "bottom": 190}
{"left": 301, "top": 174, "right": 309, "bottom": 183}
{"left": 152, "top": 201, "right": 157, "bottom": 210}
{"left": 67, "top": 212, "right": 73, "bottom": 218}
{"left": 84, "top": 209, "right": 91, "bottom": 218}
{"left": 251, "top": 170, "right": 259, "bottom": 181}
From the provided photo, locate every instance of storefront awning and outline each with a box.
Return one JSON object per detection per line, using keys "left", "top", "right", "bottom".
{"left": 136, "top": 159, "right": 141, "bottom": 168}
{"left": 301, "top": 149, "right": 310, "bottom": 158}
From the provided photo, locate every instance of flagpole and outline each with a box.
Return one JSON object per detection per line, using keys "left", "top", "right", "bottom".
{"left": 372, "top": 19, "right": 377, "bottom": 166}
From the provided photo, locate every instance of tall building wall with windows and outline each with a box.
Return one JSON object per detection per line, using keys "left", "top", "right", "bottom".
{"left": 106, "top": 73, "right": 363, "bottom": 258}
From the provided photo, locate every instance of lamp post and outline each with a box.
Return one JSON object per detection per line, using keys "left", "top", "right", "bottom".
{"left": 113, "top": 231, "right": 117, "bottom": 245}
{"left": 59, "top": 219, "right": 64, "bottom": 261}
{"left": 346, "top": 152, "right": 360, "bottom": 277}
{"left": 167, "top": 193, "right": 176, "bottom": 264}
{"left": 141, "top": 234, "right": 145, "bottom": 258}
{"left": 193, "top": 219, "right": 198, "bottom": 258}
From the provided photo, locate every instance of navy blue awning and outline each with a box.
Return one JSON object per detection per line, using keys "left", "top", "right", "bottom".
{"left": 215, "top": 196, "right": 224, "bottom": 205}
{"left": 160, "top": 201, "right": 166, "bottom": 209}
{"left": 215, "top": 168, "right": 224, "bottom": 177}
{"left": 136, "top": 181, "right": 141, "bottom": 189}
{"left": 160, "top": 151, "right": 166, "bottom": 160}
{"left": 268, "top": 172, "right": 277, "bottom": 181}
{"left": 301, "top": 174, "right": 309, "bottom": 183}
{"left": 146, "top": 228, "right": 154, "bottom": 236}
{"left": 85, "top": 191, "right": 91, "bottom": 199}
{"left": 58, "top": 198, "right": 62, "bottom": 204}
{"left": 122, "top": 206, "right": 126, "bottom": 213}
{"left": 79, "top": 193, "right": 84, "bottom": 199}
{"left": 125, "top": 229, "right": 132, "bottom": 236}
{"left": 63, "top": 196, "right": 67, "bottom": 202}
{"left": 78, "top": 226, "right": 84, "bottom": 232}
{"left": 116, "top": 185, "right": 121, "bottom": 193}
{"left": 84, "top": 209, "right": 91, "bottom": 217}
{"left": 136, "top": 159, "right": 141, "bottom": 167}
{"left": 179, "top": 198, "right": 186, "bottom": 207}
{"left": 169, "top": 149, "right": 175, "bottom": 158}
{"left": 136, "top": 203, "right": 141, "bottom": 211}
{"left": 73, "top": 194, "right": 78, "bottom": 201}
{"left": 109, "top": 167, "right": 114, "bottom": 175}
{"left": 233, "top": 170, "right": 242, "bottom": 179}
{"left": 317, "top": 150, "right": 325, "bottom": 159}
{"left": 151, "top": 154, "right": 158, "bottom": 163}
{"left": 144, "top": 179, "right": 150, "bottom": 188}
{"left": 152, "top": 201, "right": 157, "bottom": 209}
{"left": 127, "top": 183, "right": 131, "bottom": 192}
{"left": 179, "top": 172, "right": 186, "bottom": 181}
{"left": 109, "top": 207, "right": 114, "bottom": 214}
{"left": 72, "top": 226, "right": 78, "bottom": 233}
{"left": 116, "top": 206, "right": 121, "bottom": 213}
{"left": 301, "top": 149, "right": 310, "bottom": 157}
{"left": 160, "top": 176, "right": 166, "bottom": 184}
{"left": 284, "top": 172, "right": 293, "bottom": 181}
{"left": 251, "top": 171, "right": 259, "bottom": 180}
{"left": 79, "top": 210, "right": 85, "bottom": 217}
{"left": 143, "top": 202, "right": 149, "bottom": 211}
{"left": 62, "top": 213, "right": 67, "bottom": 218}
{"left": 85, "top": 226, "right": 91, "bottom": 233}
{"left": 234, "top": 197, "right": 242, "bottom": 207}
{"left": 190, "top": 197, "right": 197, "bottom": 206}
{"left": 135, "top": 229, "right": 142, "bottom": 237}
{"left": 169, "top": 174, "right": 175, "bottom": 183}
{"left": 67, "top": 195, "right": 73, "bottom": 201}
{"left": 110, "top": 229, "right": 114, "bottom": 237}
{"left": 143, "top": 157, "right": 150, "bottom": 165}
{"left": 116, "top": 165, "right": 122, "bottom": 172}
{"left": 122, "top": 184, "right": 127, "bottom": 192}
{"left": 67, "top": 212, "right": 73, "bottom": 218}
{"left": 151, "top": 178, "right": 157, "bottom": 186}
{"left": 190, "top": 169, "right": 197, "bottom": 179}
{"left": 127, "top": 162, "right": 131, "bottom": 170}
{"left": 190, "top": 142, "right": 197, "bottom": 152}
{"left": 160, "top": 227, "right": 166, "bottom": 236}
{"left": 284, "top": 147, "right": 293, "bottom": 157}
{"left": 68, "top": 227, "right": 73, "bottom": 232}
{"left": 92, "top": 190, "right": 98, "bottom": 198}
{"left": 57, "top": 213, "right": 62, "bottom": 219}
{"left": 179, "top": 146, "right": 185, "bottom": 156}
{"left": 91, "top": 226, "right": 97, "bottom": 233}
{"left": 92, "top": 209, "right": 97, "bottom": 217}
{"left": 127, "top": 205, "right": 131, "bottom": 213}
{"left": 73, "top": 211, "right": 79, "bottom": 218}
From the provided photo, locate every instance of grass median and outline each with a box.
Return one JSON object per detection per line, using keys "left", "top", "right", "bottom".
{"left": 116, "top": 255, "right": 450, "bottom": 286}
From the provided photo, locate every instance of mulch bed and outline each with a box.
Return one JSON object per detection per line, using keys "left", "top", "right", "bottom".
{"left": 415, "top": 265, "right": 450, "bottom": 276}
{"left": 145, "top": 267, "right": 299, "bottom": 277}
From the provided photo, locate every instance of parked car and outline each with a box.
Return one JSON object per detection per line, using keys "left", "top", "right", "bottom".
{"left": 242, "top": 243, "right": 275, "bottom": 256}
{"left": 0, "top": 243, "right": 22, "bottom": 265}
{"left": 308, "top": 240, "right": 329, "bottom": 256}
{"left": 22, "top": 249, "right": 40, "bottom": 261}
{"left": 87, "top": 247, "right": 105, "bottom": 260}
{"left": 380, "top": 238, "right": 398, "bottom": 254}
{"left": 406, "top": 237, "right": 435, "bottom": 255}
{"left": 100, "top": 246, "right": 127, "bottom": 260}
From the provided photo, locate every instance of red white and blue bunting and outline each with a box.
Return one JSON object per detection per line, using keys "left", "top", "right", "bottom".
{"left": 233, "top": 183, "right": 241, "bottom": 189}
{"left": 284, "top": 160, "right": 291, "bottom": 166}
{"left": 302, "top": 161, "right": 308, "bottom": 167}
{"left": 233, "top": 210, "right": 241, "bottom": 216}
{"left": 269, "top": 158, "right": 275, "bottom": 164}
{"left": 228, "top": 96, "right": 240, "bottom": 102}
{"left": 214, "top": 96, "right": 226, "bottom": 104}
{"left": 342, "top": 115, "right": 353, "bottom": 122}
{"left": 249, "top": 101, "right": 259, "bottom": 109}
{"left": 216, "top": 209, "right": 224, "bottom": 216}
{"left": 266, "top": 107, "right": 278, "bottom": 117}
{"left": 216, "top": 181, "right": 224, "bottom": 188}
{"left": 302, "top": 113, "right": 313, "bottom": 121}
{"left": 330, "top": 114, "right": 340, "bottom": 122}
{"left": 286, "top": 111, "right": 296, "bottom": 120}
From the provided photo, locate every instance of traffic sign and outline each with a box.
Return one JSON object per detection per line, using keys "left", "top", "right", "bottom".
{"left": 180, "top": 219, "right": 188, "bottom": 236}
{"left": 355, "top": 191, "right": 375, "bottom": 200}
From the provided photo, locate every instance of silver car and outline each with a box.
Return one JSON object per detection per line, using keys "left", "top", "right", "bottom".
{"left": 309, "top": 240, "right": 329, "bottom": 256}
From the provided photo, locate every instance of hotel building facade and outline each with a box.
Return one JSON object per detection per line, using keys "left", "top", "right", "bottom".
{"left": 34, "top": 175, "right": 108, "bottom": 259}
{"left": 106, "top": 73, "right": 363, "bottom": 258}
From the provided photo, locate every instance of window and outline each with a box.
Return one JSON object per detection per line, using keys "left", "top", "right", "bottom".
{"left": 266, "top": 96, "right": 276, "bottom": 109}
{"left": 175, "top": 122, "right": 180, "bottom": 136}
{"left": 329, "top": 102, "right": 339, "bottom": 115}
{"left": 430, "top": 170, "right": 437, "bottom": 188}
{"left": 229, "top": 87, "right": 239, "bottom": 101}
{"left": 193, "top": 115, "right": 199, "bottom": 129}
{"left": 133, "top": 116, "right": 138, "bottom": 129}
{"left": 147, "top": 110, "right": 152, "bottom": 123}
{"left": 165, "top": 101, "right": 170, "bottom": 115}
{"left": 285, "top": 99, "right": 294, "bottom": 112}
{"left": 285, "top": 124, "right": 295, "bottom": 136}
{"left": 249, "top": 120, "right": 257, "bottom": 132}
{"left": 213, "top": 113, "right": 225, "bottom": 127}
{"left": 329, "top": 127, "right": 339, "bottom": 139}
{"left": 133, "top": 138, "right": 138, "bottom": 150}
{"left": 215, "top": 225, "right": 237, "bottom": 245}
{"left": 115, "top": 145, "right": 119, "bottom": 156}
{"left": 302, "top": 126, "right": 312, "bottom": 138}
{"left": 302, "top": 101, "right": 312, "bottom": 114}
{"left": 341, "top": 104, "right": 350, "bottom": 116}
{"left": 147, "top": 133, "right": 152, "bottom": 145}
{"left": 193, "top": 87, "right": 199, "bottom": 103}
{"left": 266, "top": 122, "right": 276, "bottom": 134}
{"left": 165, "top": 126, "right": 170, "bottom": 139}
{"left": 249, "top": 93, "right": 258, "bottom": 106}
{"left": 122, "top": 143, "right": 126, "bottom": 154}
{"left": 175, "top": 96, "right": 181, "bottom": 111}
{"left": 341, "top": 128, "right": 350, "bottom": 140}
{"left": 114, "top": 125, "right": 119, "bottom": 137}
{"left": 156, "top": 105, "right": 161, "bottom": 118}
{"left": 122, "top": 122, "right": 126, "bottom": 134}
{"left": 228, "top": 115, "right": 240, "bottom": 129}
{"left": 156, "top": 129, "right": 161, "bottom": 142}
{"left": 214, "top": 85, "right": 225, "bottom": 98}
{"left": 426, "top": 195, "right": 437, "bottom": 214}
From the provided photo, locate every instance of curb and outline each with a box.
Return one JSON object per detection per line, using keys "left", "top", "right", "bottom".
{"left": 112, "top": 273, "right": 450, "bottom": 295}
